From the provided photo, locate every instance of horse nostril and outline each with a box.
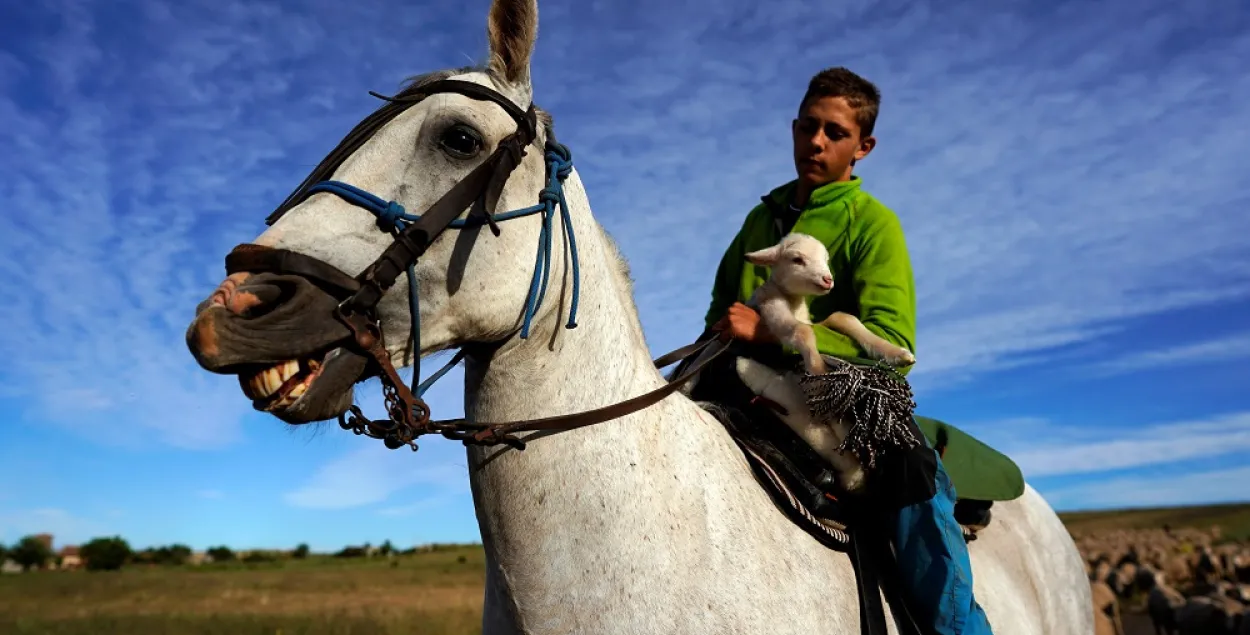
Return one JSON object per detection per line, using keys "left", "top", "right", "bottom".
{"left": 228, "top": 280, "right": 290, "bottom": 318}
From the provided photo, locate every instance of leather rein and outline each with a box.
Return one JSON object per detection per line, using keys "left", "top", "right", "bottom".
{"left": 224, "top": 78, "right": 728, "bottom": 453}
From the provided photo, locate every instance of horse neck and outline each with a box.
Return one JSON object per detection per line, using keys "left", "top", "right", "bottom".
{"left": 459, "top": 168, "right": 736, "bottom": 593}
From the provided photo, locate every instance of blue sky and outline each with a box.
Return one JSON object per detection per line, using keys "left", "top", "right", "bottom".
{"left": 1, "top": 0, "right": 1248, "bottom": 553}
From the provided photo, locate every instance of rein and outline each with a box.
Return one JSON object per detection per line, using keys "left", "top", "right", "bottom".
{"left": 226, "top": 77, "right": 727, "bottom": 453}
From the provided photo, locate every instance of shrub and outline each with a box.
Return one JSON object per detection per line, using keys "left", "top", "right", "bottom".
{"left": 206, "top": 546, "right": 234, "bottom": 562}
{"left": 81, "top": 536, "right": 132, "bottom": 571}
{"left": 242, "top": 551, "right": 277, "bottom": 563}
{"left": 10, "top": 536, "right": 53, "bottom": 571}
{"left": 334, "top": 546, "right": 367, "bottom": 558}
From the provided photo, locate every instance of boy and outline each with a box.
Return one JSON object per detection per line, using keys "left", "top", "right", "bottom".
{"left": 705, "top": 67, "right": 993, "bottom": 635}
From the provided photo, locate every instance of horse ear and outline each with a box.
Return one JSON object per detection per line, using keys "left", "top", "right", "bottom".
{"left": 487, "top": 0, "right": 538, "bottom": 88}
{"left": 744, "top": 245, "right": 781, "bottom": 266}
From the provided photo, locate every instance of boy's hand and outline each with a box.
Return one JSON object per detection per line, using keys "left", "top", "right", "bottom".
{"left": 712, "top": 302, "right": 777, "bottom": 343}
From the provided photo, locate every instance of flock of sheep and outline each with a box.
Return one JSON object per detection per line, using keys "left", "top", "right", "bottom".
{"left": 1080, "top": 526, "right": 1250, "bottom": 635}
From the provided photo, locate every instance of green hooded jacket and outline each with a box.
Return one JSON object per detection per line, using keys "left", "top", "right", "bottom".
{"left": 704, "top": 176, "right": 917, "bottom": 375}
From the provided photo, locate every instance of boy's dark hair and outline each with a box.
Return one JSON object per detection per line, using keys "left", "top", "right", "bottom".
{"left": 799, "top": 67, "right": 881, "bottom": 138}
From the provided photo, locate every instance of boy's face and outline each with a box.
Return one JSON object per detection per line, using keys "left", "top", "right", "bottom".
{"left": 791, "top": 96, "right": 876, "bottom": 187}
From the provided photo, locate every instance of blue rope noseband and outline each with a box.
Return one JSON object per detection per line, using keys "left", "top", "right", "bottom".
{"left": 304, "top": 141, "right": 580, "bottom": 398}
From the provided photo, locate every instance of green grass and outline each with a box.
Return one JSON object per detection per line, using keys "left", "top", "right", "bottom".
{"left": 1058, "top": 501, "right": 1250, "bottom": 541}
{"left": 5, "top": 503, "right": 1247, "bottom": 634}
{"left": 0, "top": 547, "right": 486, "bottom": 635}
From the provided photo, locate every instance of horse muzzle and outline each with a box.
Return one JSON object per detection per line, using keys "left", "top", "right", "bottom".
{"left": 185, "top": 269, "right": 370, "bottom": 423}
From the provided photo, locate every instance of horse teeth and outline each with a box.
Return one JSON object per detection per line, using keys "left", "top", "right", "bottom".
{"left": 290, "top": 382, "right": 308, "bottom": 398}
{"left": 244, "top": 359, "right": 304, "bottom": 401}
{"left": 265, "top": 367, "right": 283, "bottom": 393}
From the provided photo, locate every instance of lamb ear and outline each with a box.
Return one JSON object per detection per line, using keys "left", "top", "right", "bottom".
{"left": 486, "top": 0, "right": 538, "bottom": 89}
{"left": 744, "top": 245, "right": 781, "bottom": 266}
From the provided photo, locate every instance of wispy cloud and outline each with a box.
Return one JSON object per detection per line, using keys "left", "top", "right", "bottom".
{"left": 4, "top": 0, "right": 1245, "bottom": 447}
{"left": 1042, "top": 464, "right": 1250, "bottom": 511}
{"left": 2, "top": 0, "right": 1248, "bottom": 549}
{"left": 0, "top": 508, "right": 109, "bottom": 546}
{"left": 0, "top": 0, "right": 475, "bottom": 449}
{"left": 376, "top": 496, "right": 454, "bottom": 517}
{"left": 1087, "top": 333, "right": 1250, "bottom": 376}
{"left": 564, "top": 1, "right": 1250, "bottom": 387}
{"left": 967, "top": 411, "right": 1250, "bottom": 479}
{"left": 284, "top": 445, "right": 467, "bottom": 510}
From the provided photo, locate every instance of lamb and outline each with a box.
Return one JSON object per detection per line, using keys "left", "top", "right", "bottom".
{"left": 740, "top": 232, "right": 915, "bottom": 374}
{"left": 1091, "top": 580, "right": 1125, "bottom": 635}
{"left": 691, "top": 233, "right": 915, "bottom": 493}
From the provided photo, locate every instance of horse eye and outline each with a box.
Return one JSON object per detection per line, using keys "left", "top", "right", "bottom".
{"left": 439, "top": 125, "right": 483, "bottom": 159}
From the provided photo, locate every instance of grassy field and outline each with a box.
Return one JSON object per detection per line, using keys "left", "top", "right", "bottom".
{"left": 1058, "top": 501, "right": 1250, "bottom": 541}
{"left": 4, "top": 502, "right": 1247, "bottom": 634}
{"left": 0, "top": 547, "right": 486, "bottom": 635}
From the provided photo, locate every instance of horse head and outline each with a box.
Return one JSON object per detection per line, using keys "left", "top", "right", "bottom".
{"left": 184, "top": 0, "right": 574, "bottom": 430}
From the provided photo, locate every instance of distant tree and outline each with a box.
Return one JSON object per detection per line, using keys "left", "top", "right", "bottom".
{"left": 134, "top": 545, "right": 185, "bottom": 566}
{"left": 334, "top": 546, "right": 367, "bottom": 558}
{"left": 242, "top": 551, "right": 276, "bottom": 563}
{"left": 0, "top": 542, "right": 8, "bottom": 562}
{"left": 130, "top": 548, "right": 155, "bottom": 565}
{"left": 206, "top": 546, "right": 235, "bottom": 562}
{"left": 11, "top": 535, "right": 54, "bottom": 571}
{"left": 380, "top": 540, "right": 394, "bottom": 556}
{"left": 292, "top": 543, "right": 310, "bottom": 559}
{"left": 81, "top": 536, "right": 132, "bottom": 571}
{"left": 145, "top": 544, "right": 193, "bottom": 566}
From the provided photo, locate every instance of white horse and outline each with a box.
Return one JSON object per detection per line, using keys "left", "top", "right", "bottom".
{"left": 184, "top": 0, "right": 1093, "bottom": 632}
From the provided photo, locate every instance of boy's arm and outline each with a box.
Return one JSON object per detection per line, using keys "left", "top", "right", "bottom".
{"left": 811, "top": 210, "right": 917, "bottom": 374}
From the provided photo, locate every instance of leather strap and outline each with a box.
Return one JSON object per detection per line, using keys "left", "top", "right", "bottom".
{"left": 456, "top": 337, "right": 731, "bottom": 444}
{"left": 267, "top": 78, "right": 538, "bottom": 225}
{"left": 344, "top": 135, "right": 529, "bottom": 313}
{"left": 225, "top": 245, "right": 362, "bottom": 298}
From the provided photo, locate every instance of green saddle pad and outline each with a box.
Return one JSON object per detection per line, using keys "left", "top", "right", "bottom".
{"left": 914, "top": 415, "right": 1024, "bottom": 502}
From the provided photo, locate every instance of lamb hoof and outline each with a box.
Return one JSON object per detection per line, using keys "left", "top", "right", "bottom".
{"left": 882, "top": 349, "right": 915, "bottom": 367}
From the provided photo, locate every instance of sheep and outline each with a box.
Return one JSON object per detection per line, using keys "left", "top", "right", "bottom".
{"left": 1235, "top": 550, "right": 1250, "bottom": 584}
{"left": 1142, "top": 570, "right": 1187, "bottom": 635}
{"left": 1091, "top": 580, "right": 1125, "bottom": 635}
{"left": 740, "top": 232, "right": 916, "bottom": 375}
{"left": 1109, "top": 561, "right": 1140, "bottom": 598}
{"left": 1176, "top": 594, "right": 1243, "bottom": 635}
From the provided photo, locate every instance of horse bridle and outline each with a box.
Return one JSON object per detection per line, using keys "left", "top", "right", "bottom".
{"left": 221, "top": 77, "right": 728, "bottom": 453}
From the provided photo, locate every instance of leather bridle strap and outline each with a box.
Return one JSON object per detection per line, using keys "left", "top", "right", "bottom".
{"left": 225, "top": 244, "right": 362, "bottom": 298}
{"left": 265, "top": 79, "right": 537, "bottom": 225}
{"left": 439, "top": 337, "right": 731, "bottom": 447}
{"left": 231, "top": 74, "right": 732, "bottom": 452}
{"left": 341, "top": 130, "right": 530, "bottom": 314}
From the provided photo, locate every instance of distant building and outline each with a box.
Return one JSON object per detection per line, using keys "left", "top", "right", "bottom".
{"left": 58, "top": 546, "right": 83, "bottom": 571}
{"left": 1, "top": 560, "right": 20, "bottom": 574}
{"left": 33, "top": 534, "right": 54, "bottom": 551}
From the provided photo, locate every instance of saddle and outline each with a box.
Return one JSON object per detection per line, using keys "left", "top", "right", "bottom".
{"left": 679, "top": 340, "right": 1021, "bottom": 635}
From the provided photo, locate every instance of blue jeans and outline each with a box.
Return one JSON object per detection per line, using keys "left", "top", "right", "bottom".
{"left": 890, "top": 449, "right": 994, "bottom": 635}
